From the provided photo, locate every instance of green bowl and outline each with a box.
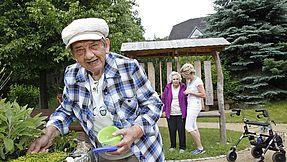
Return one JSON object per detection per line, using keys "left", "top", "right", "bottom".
{"left": 98, "top": 126, "right": 123, "bottom": 146}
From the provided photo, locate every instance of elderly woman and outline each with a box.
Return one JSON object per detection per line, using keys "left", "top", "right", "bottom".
{"left": 180, "top": 63, "right": 206, "bottom": 155}
{"left": 161, "top": 71, "right": 187, "bottom": 153}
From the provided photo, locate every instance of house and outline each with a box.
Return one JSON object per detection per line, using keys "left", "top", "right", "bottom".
{"left": 168, "top": 17, "right": 206, "bottom": 40}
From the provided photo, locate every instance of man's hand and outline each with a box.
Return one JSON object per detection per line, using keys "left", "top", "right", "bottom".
{"left": 27, "top": 126, "right": 60, "bottom": 154}
{"left": 109, "top": 125, "right": 143, "bottom": 155}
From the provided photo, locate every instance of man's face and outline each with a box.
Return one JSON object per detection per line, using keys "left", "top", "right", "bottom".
{"left": 70, "top": 39, "right": 110, "bottom": 74}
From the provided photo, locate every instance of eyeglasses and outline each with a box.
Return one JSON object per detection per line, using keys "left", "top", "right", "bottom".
{"left": 71, "top": 41, "right": 104, "bottom": 56}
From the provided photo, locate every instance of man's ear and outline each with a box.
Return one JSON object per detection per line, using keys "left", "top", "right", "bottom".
{"left": 105, "top": 38, "right": 110, "bottom": 53}
{"left": 70, "top": 52, "right": 77, "bottom": 61}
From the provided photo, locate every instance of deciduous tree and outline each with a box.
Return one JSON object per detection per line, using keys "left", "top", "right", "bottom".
{"left": 0, "top": 0, "right": 144, "bottom": 108}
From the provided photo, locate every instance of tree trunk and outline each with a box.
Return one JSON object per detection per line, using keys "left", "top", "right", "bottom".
{"left": 39, "top": 70, "right": 48, "bottom": 109}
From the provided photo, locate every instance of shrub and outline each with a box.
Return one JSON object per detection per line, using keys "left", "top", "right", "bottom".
{"left": 0, "top": 99, "right": 47, "bottom": 161}
{"left": 50, "top": 131, "right": 78, "bottom": 153}
{"left": 10, "top": 152, "right": 67, "bottom": 162}
{"left": 7, "top": 84, "right": 40, "bottom": 108}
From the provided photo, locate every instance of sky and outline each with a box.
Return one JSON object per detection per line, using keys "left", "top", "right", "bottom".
{"left": 134, "top": 0, "right": 216, "bottom": 40}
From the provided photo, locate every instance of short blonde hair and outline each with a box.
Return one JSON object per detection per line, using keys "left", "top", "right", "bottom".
{"left": 169, "top": 71, "right": 182, "bottom": 83}
{"left": 180, "top": 63, "right": 196, "bottom": 76}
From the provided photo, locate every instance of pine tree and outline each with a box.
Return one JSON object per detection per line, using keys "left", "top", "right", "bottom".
{"left": 205, "top": 0, "right": 287, "bottom": 105}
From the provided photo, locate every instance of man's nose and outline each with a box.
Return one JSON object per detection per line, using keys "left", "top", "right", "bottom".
{"left": 85, "top": 48, "right": 94, "bottom": 59}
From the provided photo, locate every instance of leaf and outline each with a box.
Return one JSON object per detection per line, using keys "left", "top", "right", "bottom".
{"left": 0, "top": 147, "right": 5, "bottom": 160}
{"left": 0, "top": 114, "right": 7, "bottom": 123}
{"left": 3, "top": 137, "right": 14, "bottom": 152}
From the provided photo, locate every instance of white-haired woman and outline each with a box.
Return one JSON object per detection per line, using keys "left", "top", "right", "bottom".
{"left": 161, "top": 71, "right": 187, "bottom": 153}
{"left": 180, "top": 63, "right": 206, "bottom": 155}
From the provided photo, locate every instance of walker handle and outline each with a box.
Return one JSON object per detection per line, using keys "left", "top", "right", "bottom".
{"left": 255, "top": 109, "right": 269, "bottom": 118}
{"left": 231, "top": 109, "right": 241, "bottom": 116}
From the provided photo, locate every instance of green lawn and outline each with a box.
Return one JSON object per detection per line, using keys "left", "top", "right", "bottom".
{"left": 161, "top": 100, "right": 287, "bottom": 160}
{"left": 198, "top": 100, "right": 287, "bottom": 123}
{"left": 160, "top": 127, "right": 249, "bottom": 160}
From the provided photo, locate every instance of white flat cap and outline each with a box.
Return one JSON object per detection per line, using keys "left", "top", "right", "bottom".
{"left": 62, "top": 18, "right": 109, "bottom": 49}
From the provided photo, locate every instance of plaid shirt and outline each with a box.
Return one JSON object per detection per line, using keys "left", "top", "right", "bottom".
{"left": 47, "top": 52, "right": 164, "bottom": 162}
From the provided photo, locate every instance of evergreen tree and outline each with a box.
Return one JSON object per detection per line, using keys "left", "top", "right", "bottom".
{"left": 205, "top": 0, "right": 287, "bottom": 105}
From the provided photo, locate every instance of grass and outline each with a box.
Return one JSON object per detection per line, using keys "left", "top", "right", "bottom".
{"left": 198, "top": 100, "right": 287, "bottom": 123}
{"left": 161, "top": 100, "right": 287, "bottom": 160}
{"left": 160, "top": 127, "right": 249, "bottom": 160}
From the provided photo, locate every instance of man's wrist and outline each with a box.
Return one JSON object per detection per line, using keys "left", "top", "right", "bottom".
{"left": 44, "top": 126, "right": 60, "bottom": 139}
{"left": 131, "top": 125, "right": 143, "bottom": 139}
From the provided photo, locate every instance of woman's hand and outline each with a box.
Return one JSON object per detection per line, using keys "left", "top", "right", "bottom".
{"left": 161, "top": 112, "right": 166, "bottom": 118}
{"left": 184, "top": 89, "right": 192, "bottom": 95}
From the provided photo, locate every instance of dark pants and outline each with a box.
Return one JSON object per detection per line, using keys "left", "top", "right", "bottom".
{"left": 167, "top": 115, "right": 186, "bottom": 150}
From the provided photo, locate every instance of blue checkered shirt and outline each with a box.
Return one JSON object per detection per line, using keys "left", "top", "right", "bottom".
{"left": 47, "top": 52, "right": 164, "bottom": 162}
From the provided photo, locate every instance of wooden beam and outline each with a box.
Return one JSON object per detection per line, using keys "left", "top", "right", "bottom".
{"left": 194, "top": 61, "right": 202, "bottom": 78}
{"left": 204, "top": 61, "right": 214, "bottom": 105}
{"left": 147, "top": 62, "right": 155, "bottom": 90}
{"left": 213, "top": 51, "right": 227, "bottom": 144}
{"left": 194, "top": 61, "right": 205, "bottom": 110}
{"left": 176, "top": 61, "right": 181, "bottom": 73}
{"left": 166, "top": 62, "right": 172, "bottom": 83}
{"left": 123, "top": 46, "right": 227, "bottom": 58}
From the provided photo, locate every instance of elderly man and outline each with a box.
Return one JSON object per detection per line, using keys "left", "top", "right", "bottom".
{"left": 28, "top": 18, "right": 164, "bottom": 162}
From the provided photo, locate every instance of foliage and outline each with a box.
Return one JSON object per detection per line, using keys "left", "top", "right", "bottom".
{"left": 7, "top": 84, "right": 40, "bottom": 108}
{"left": 50, "top": 131, "right": 78, "bottom": 153}
{"left": 0, "top": 0, "right": 144, "bottom": 108}
{"left": 161, "top": 127, "right": 249, "bottom": 160}
{"left": 205, "top": 0, "right": 287, "bottom": 105}
{"left": 10, "top": 152, "right": 67, "bottom": 162}
{"left": 0, "top": 66, "right": 12, "bottom": 95}
{"left": 0, "top": 99, "right": 47, "bottom": 161}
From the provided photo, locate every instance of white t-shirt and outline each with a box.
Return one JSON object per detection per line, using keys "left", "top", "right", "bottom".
{"left": 89, "top": 75, "right": 133, "bottom": 160}
{"left": 186, "top": 77, "right": 204, "bottom": 110}
{"left": 170, "top": 86, "right": 182, "bottom": 115}
{"left": 89, "top": 75, "right": 113, "bottom": 135}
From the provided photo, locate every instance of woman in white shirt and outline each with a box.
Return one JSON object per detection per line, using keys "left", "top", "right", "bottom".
{"left": 180, "top": 63, "right": 206, "bottom": 155}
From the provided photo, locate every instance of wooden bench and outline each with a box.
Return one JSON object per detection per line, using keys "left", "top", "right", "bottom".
{"left": 198, "top": 111, "right": 223, "bottom": 137}
{"left": 198, "top": 111, "right": 220, "bottom": 118}
{"left": 31, "top": 109, "right": 84, "bottom": 132}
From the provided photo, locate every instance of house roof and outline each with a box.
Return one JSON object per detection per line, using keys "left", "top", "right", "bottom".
{"left": 168, "top": 17, "right": 206, "bottom": 40}
{"left": 120, "top": 37, "right": 230, "bottom": 58}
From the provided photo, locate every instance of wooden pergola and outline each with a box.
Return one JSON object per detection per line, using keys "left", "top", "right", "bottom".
{"left": 121, "top": 37, "right": 231, "bottom": 144}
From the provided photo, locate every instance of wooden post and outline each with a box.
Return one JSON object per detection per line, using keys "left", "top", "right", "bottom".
{"left": 194, "top": 61, "right": 201, "bottom": 78}
{"left": 194, "top": 61, "right": 205, "bottom": 110}
{"left": 213, "top": 51, "right": 227, "bottom": 144}
{"left": 147, "top": 62, "right": 155, "bottom": 90}
{"left": 166, "top": 62, "right": 172, "bottom": 82}
{"left": 204, "top": 61, "right": 214, "bottom": 105}
{"left": 176, "top": 61, "right": 181, "bottom": 72}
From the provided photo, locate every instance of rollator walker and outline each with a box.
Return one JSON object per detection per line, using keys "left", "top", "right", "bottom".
{"left": 226, "top": 108, "right": 286, "bottom": 162}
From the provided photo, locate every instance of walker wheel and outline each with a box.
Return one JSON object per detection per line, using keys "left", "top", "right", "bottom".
{"left": 226, "top": 150, "right": 237, "bottom": 162}
{"left": 251, "top": 146, "right": 263, "bottom": 158}
{"left": 272, "top": 152, "right": 286, "bottom": 162}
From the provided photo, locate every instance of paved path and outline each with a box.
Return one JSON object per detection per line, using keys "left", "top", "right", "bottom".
{"left": 157, "top": 118, "right": 287, "bottom": 162}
